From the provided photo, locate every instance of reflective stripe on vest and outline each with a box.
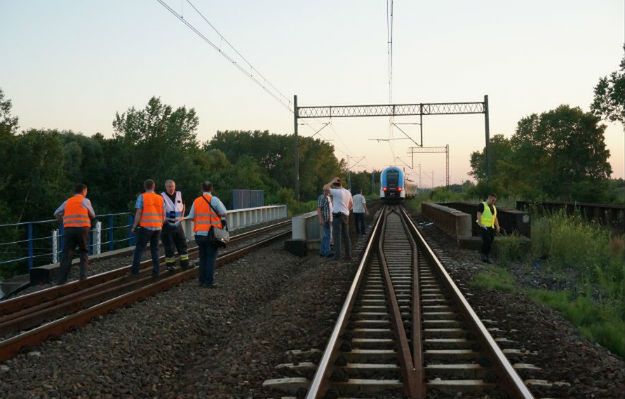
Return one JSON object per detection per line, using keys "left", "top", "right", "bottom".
{"left": 139, "top": 192, "right": 164, "bottom": 228}
{"left": 192, "top": 194, "right": 222, "bottom": 233}
{"left": 63, "top": 194, "right": 91, "bottom": 228}
{"left": 479, "top": 201, "right": 497, "bottom": 228}
{"left": 162, "top": 191, "right": 184, "bottom": 223}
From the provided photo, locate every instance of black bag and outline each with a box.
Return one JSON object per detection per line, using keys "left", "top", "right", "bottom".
{"left": 201, "top": 195, "right": 229, "bottom": 247}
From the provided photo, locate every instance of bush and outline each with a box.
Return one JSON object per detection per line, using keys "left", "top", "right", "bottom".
{"left": 494, "top": 233, "right": 528, "bottom": 266}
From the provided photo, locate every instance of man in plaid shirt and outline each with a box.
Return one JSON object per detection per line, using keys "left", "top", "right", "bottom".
{"left": 317, "top": 187, "right": 333, "bottom": 257}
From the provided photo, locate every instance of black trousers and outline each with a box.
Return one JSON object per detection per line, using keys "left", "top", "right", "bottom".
{"left": 353, "top": 212, "right": 365, "bottom": 235}
{"left": 131, "top": 228, "right": 161, "bottom": 276}
{"left": 481, "top": 227, "right": 496, "bottom": 257}
{"left": 57, "top": 227, "right": 89, "bottom": 284}
{"left": 161, "top": 223, "right": 188, "bottom": 265}
{"left": 332, "top": 213, "right": 352, "bottom": 260}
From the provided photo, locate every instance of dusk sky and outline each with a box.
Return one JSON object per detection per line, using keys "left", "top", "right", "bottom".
{"left": 1, "top": 0, "right": 624, "bottom": 186}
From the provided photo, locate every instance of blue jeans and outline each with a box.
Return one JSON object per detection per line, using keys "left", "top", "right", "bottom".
{"left": 195, "top": 235, "right": 218, "bottom": 285}
{"left": 131, "top": 227, "right": 161, "bottom": 276}
{"left": 320, "top": 221, "right": 332, "bottom": 256}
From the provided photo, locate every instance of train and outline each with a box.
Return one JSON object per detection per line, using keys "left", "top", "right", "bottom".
{"left": 379, "top": 166, "right": 418, "bottom": 202}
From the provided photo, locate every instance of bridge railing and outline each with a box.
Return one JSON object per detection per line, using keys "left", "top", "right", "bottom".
{"left": 0, "top": 205, "right": 287, "bottom": 274}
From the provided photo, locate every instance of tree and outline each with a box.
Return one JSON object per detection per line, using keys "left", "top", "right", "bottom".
{"left": 592, "top": 49, "right": 625, "bottom": 188}
{"left": 469, "top": 106, "right": 613, "bottom": 201}
{"left": 0, "top": 89, "right": 19, "bottom": 194}
{"left": 208, "top": 130, "right": 342, "bottom": 201}
{"left": 110, "top": 96, "right": 202, "bottom": 207}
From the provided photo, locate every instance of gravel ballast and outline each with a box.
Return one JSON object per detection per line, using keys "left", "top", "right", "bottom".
{"left": 0, "top": 235, "right": 361, "bottom": 398}
{"left": 413, "top": 215, "right": 625, "bottom": 399}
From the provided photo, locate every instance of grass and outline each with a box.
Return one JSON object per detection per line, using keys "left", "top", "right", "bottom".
{"left": 470, "top": 211, "right": 625, "bottom": 358}
{"left": 471, "top": 265, "right": 516, "bottom": 292}
{"left": 528, "top": 289, "right": 625, "bottom": 357}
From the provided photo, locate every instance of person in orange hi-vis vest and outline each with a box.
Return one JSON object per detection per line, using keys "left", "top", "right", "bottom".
{"left": 186, "top": 181, "right": 227, "bottom": 288}
{"left": 53, "top": 183, "right": 96, "bottom": 284}
{"left": 130, "top": 179, "right": 166, "bottom": 278}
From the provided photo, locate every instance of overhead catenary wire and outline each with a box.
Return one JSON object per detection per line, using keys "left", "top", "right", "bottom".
{"left": 184, "top": 0, "right": 293, "bottom": 108}
{"left": 385, "top": 0, "right": 397, "bottom": 163}
{"left": 155, "top": 0, "right": 293, "bottom": 113}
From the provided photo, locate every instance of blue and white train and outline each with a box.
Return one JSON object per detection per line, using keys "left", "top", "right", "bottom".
{"left": 380, "top": 166, "right": 418, "bottom": 202}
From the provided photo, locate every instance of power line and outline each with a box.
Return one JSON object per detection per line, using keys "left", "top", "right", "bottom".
{"left": 184, "top": 0, "right": 292, "bottom": 107}
{"left": 155, "top": 0, "right": 293, "bottom": 113}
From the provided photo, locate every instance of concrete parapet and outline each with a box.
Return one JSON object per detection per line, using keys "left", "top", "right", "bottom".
{"left": 421, "top": 203, "right": 472, "bottom": 240}
{"left": 286, "top": 211, "right": 320, "bottom": 256}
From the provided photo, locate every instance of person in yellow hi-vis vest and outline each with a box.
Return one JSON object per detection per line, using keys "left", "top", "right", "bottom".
{"left": 476, "top": 193, "right": 500, "bottom": 263}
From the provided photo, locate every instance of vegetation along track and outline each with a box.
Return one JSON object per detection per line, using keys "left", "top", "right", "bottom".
{"left": 266, "top": 206, "right": 536, "bottom": 398}
{"left": 0, "top": 220, "right": 291, "bottom": 361}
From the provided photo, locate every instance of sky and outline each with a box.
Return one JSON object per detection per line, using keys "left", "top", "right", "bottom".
{"left": 1, "top": 0, "right": 624, "bottom": 187}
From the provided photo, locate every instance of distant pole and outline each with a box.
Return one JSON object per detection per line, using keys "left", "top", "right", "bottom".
{"left": 431, "top": 170, "right": 434, "bottom": 189}
{"left": 444, "top": 145, "right": 448, "bottom": 187}
{"left": 484, "top": 94, "right": 491, "bottom": 182}
{"left": 294, "top": 95, "right": 300, "bottom": 201}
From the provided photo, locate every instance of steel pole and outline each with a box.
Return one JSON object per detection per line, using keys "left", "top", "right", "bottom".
{"left": 294, "top": 95, "right": 300, "bottom": 201}
{"left": 484, "top": 95, "right": 491, "bottom": 182}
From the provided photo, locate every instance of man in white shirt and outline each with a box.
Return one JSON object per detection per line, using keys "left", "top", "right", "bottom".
{"left": 323, "top": 177, "right": 353, "bottom": 261}
{"left": 352, "top": 189, "right": 368, "bottom": 235}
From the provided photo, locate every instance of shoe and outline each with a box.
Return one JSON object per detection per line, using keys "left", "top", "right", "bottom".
{"left": 326, "top": 253, "right": 335, "bottom": 258}
{"left": 166, "top": 265, "right": 175, "bottom": 272}
{"left": 205, "top": 283, "right": 219, "bottom": 289}
{"left": 151, "top": 273, "right": 159, "bottom": 279}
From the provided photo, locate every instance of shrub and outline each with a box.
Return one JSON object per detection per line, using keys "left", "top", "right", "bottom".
{"left": 494, "top": 233, "right": 528, "bottom": 266}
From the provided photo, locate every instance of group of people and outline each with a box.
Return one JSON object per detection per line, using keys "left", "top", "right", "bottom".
{"left": 53, "top": 179, "right": 227, "bottom": 288}
{"left": 316, "top": 177, "right": 368, "bottom": 261}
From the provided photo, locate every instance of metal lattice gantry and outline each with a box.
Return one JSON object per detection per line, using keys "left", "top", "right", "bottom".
{"left": 292, "top": 95, "right": 491, "bottom": 200}
{"left": 297, "top": 101, "right": 486, "bottom": 119}
{"left": 407, "top": 145, "right": 450, "bottom": 188}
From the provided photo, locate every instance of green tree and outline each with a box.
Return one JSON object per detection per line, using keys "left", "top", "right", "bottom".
{"left": 208, "top": 130, "right": 342, "bottom": 201}
{"left": 592, "top": 49, "right": 625, "bottom": 196}
{"left": 110, "top": 96, "right": 202, "bottom": 208}
{"left": 469, "top": 106, "right": 612, "bottom": 201}
{"left": 5, "top": 130, "right": 68, "bottom": 222}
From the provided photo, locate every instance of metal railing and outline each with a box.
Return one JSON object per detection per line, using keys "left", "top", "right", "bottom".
{"left": 1, "top": 205, "right": 287, "bottom": 273}
{"left": 0, "top": 213, "right": 132, "bottom": 271}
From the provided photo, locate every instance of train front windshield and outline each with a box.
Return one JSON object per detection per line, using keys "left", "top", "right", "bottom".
{"left": 386, "top": 170, "right": 400, "bottom": 188}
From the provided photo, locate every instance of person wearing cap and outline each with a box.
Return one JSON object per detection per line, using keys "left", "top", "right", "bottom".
{"left": 161, "top": 179, "right": 190, "bottom": 271}
{"left": 476, "top": 193, "right": 500, "bottom": 263}
{"left": 186, "top": 181, "right": 227, "bottom": 288}
{"left": 323, "top": 177, "right": 353, "bottom": 261}
{"left": 53, "top": 183, "right": 96, "bottom": 284}
{"left": 130, "top": 179, "right": 166, "bottom": 278}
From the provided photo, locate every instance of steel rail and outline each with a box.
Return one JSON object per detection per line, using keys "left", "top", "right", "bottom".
{"left": 377, "top": 208, "right": 421, "bottom": 398}
{"left": 0, "top": 220, "right": 290, "bottom": 314}
{"left": 398, "top": 209, "right": 425, "bottom": 398}
{"left": 305, "top": 210, "right": 384, "bottom": 399}
{"left": 400, "top": 207, "right": 534, "bottom": 399}
{"left": 0, "top": 228, "right": 290, "bottom": 361}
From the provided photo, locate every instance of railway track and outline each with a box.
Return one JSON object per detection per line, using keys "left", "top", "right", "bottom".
{"left": 0, "top": 220, "right": 290, "bottom": 361}
{"left": 265, "top": 206, "right": 536, "bottom": 398}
